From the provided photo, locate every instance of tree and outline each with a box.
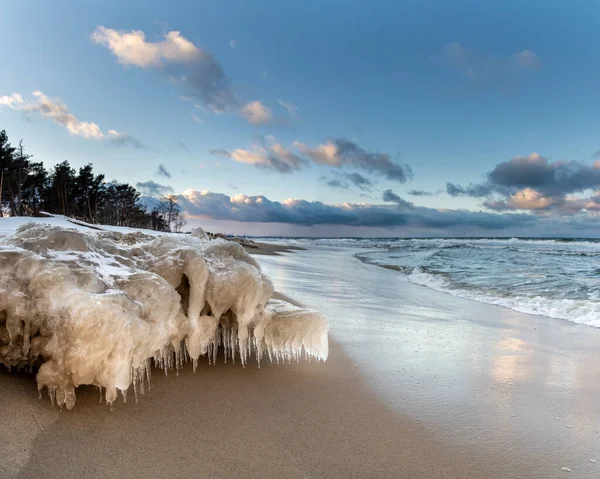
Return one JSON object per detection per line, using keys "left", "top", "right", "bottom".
{"left": 73, "top": 164, "right": 104, "bottom": 223}
{"left": 48, "top": 161, "right": 76, "bottom": 215}
{"left": 158, "top": 194, "right": 181, "bottom": 232}
{"left": 10, "top": 141, "right": 34, "bottom": 216}
{"left": 0, "top": 129, "right": 186, "bottom": 229}
{"left": 0, "top": 130, "right": 16, "bottom": 216}
{"left": 173, "top": 212, "right": 187, "bottom": 233}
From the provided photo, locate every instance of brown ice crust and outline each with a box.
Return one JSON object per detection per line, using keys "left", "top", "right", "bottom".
{"left": 0, "top": 223, "right": 328, "bottom": 410}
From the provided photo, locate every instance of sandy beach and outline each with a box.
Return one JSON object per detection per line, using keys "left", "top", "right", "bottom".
{"left": 1, "top": 242, "right": 599, "bottom": 478}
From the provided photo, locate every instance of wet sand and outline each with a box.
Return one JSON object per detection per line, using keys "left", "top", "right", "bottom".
{"left": 245, "top": 241, "right": 306, "bottom": 256}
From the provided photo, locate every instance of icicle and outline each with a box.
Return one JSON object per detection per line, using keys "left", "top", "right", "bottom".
{"left": 145, "top": 358, "right": 152, "bottom": 390}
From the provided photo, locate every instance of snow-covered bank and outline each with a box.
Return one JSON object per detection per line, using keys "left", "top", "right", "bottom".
{"left": 0, "top": 219, "right": 328, "bottom": 410}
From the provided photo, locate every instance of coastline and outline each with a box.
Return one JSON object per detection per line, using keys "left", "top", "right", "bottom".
{"left": 2, "top": 239, "right": 599, "bottom": 477}
{"left": 257, "top": 242, "right": 600, "bottom": 478}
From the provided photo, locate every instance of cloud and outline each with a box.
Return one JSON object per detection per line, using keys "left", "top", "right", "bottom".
{"left": 190, "top": 113, "right": 203, "bottom": 124}
{"left": 446, "top": 182, "right": 496, "bottom": 197}
{"left": 91, "top": 26, "right": 199, "bottom": 67}
{"left": 434, "top": 42, "right": 540, "bottom": 91}
{"left": 92, "top": 26, "right": 236, "bottom": 112}
{"left": 157, "top": 164, "right": 172, "bottom": 178}
{"left": 322, "top": 177, "right": 349, "bottom": 190}
{"left": 295, "top": 138, "right": 412, "bottom": 182}
{"left": 212, "top": 138, "right": 308, "bottom": 173}
{"left": 277, "top": 100, "right": 298, "bottom": 118}
{"left": 230, "top": 39, "right": 237, "bottom": 49}
{"left": 240, "top": 101, "right": 272, "bottom": 124}
{"left": 408, "top": 189, "right": 435, "bottom": 196}
{"left": 0, "top": 91, "right": 142, "bottom": 147}
{"left": 448, "top": 152, "right": 600, "bottom": 214}
{"left": 382, "top": 189, "right": 414, "bottom": 208}
{"left": 209, "top": 148, "right": 230, "bottom": 158}
{"left": 106, "top": 130, "right": 145, "bottom": 149}
{"left": 216, "top": 137, "right": 410, "bottom": 183}
{"left": 323, "top": 172, "right": 374, "bottom": 191}
{"left": 177, "top": 189, "right": 536, "bottom": 231}
{"left": 345, "top": 172, "right": 373, "bottom": 190}
{"left": 135, "top": 180, "right": 173, "bottom": 197}
{"left": 177, "top": 141, "right": 191, "bottom": 153}
{"left": 451, "top": 153, "right": 600, "bottom": 198}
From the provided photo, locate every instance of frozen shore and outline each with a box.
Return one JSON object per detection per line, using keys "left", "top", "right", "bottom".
{"left": 2, "top": 222, "right": 599, "bottom": 477}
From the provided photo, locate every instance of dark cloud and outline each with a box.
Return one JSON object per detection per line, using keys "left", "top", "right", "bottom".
{"left": 219, "top": 137, "right": 411, "bottom": 182}
{"left": 330, "top": 138, "right": 412, "bottom": 183}
{"left": 449, "top": 154, "right": 600, "bottom": 197}
{"left": 209, "top": 148, "right": 230, "bottom": 158}
{"left": 408, "top": 189, "right": 435, "bottom": 196}
{"left": 486, "top": 154, "right": 600, "bottom": 196}
{"left": 157, "top": 164, "right": 172, "bottom": 178}
{"left": 106, "top": 133, "right": 145, "bottom": 149}
{"left": 177, "top": 51, "right": 238, "bottom": 112}
{"left": 177, "top": 141, "right": 191, "bottom": 153}
{"left": 382, "top": 189, "right": 414, "bottom": 208}
{"left": 446, "top": 182, "right": 496, "bottom": 197}
{"left": 324, "top": 178, "right": 349, "bottom": 190}
{"left": 344, "top": 172, "right": 373, "bottom": 190}
{"left": 447, "top": 153, "right": 600, "bottom": 214}
{"left": 322, "top": 172, "right": 374, "bottom": 191}
{"left": 135, "top": 180, "right": 173, "bottom": 197}
{"left": 178, "top": 190, "right": 535, "bottom": 231}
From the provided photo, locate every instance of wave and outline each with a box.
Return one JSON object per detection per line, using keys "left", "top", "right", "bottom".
{"left": 354, "top": 253, "right": 600, "bottom": 328}
{"left": 406, "top": 268, "right": 600, "bottom": 328}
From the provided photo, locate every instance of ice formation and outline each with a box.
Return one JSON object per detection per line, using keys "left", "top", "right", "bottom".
{"left": 0, "top": 223, "right": 328, "bottom": 410}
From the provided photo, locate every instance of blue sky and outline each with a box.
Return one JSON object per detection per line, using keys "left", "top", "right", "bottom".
{"left": 1, "top": 0, "right": 600, "bottom": 236}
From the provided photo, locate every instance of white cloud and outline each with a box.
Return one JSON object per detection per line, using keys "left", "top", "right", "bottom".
{"left": 212, "top": 138, "right": 307, "bottom": 173}
{"left": 240, "top": 100, "right": 272, "bottom": 124}
{"left": 91, "top": 26, "right": 200, "bottom": 67}
{"left": 277, "top": 100, "right": 298, "bottom": 118}
{"left": 230, "top": 39, "right": 237, "bottom": 49}
{"left": 295, "top": 140, "right": 339, "bottom": 165}
{"left": 92, "top": 26, "right": 237, "bottom": 112}
{"left": 190, "top": 113, "right": 203, "bottom": 124}
{"left": 0, "top": 91, "right": 141, "bottom": 146}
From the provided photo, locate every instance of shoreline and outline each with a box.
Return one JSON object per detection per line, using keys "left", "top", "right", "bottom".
{"left": 244, "top": 241, "right": 307, "bottom": 256}
{"left": 2, "top": 233, "right": 599, "bottom": 477}
{"left": 256, "top": 243, "right": 600, "bottom": 477}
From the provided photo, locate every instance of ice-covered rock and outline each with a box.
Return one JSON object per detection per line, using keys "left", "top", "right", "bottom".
{"left": 0, "top": 223, "right": 328, "bottom": 410}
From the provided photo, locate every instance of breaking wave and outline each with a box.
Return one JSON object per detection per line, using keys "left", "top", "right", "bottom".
{"left": 352, "top": 237, "right": 600, "bottom": 328}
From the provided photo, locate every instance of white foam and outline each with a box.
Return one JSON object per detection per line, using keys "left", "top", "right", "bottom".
{"left": 407, "top": 268, "right": 600, "bottom": 328}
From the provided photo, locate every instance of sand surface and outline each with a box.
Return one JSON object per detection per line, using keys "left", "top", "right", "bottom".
{"left": 1, "top": 316, "right": 491, "bottom": 478}
{"left": 2, "top": 242, "right": 599, "bottom": 478}
{"left": 244, "top": 241, "right": 306, "bottom": 256}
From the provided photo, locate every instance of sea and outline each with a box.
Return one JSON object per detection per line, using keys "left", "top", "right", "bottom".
{"left": 258, "top": 237, "right": 600, "bottom": 328}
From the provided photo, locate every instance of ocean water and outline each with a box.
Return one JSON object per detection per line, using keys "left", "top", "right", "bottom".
{"left": 260, "top": 237, "right": 600, "bottom": 328}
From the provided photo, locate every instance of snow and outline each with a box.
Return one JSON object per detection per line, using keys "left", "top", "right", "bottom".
{"left": 0, "top": 216, "right": 328, "bottom": 410}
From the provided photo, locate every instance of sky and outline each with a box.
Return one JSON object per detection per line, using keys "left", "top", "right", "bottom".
{"left": 1, "top": 0, "right": 600, "bottom": 236}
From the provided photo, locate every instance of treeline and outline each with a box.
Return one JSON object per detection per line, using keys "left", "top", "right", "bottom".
{"left": 0, "top": 129, "right": 186, "bottom": 232}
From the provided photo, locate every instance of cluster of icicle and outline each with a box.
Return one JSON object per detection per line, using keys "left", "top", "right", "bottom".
{"left": 0, "top": 223, "right": 328, "bottom": 410}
